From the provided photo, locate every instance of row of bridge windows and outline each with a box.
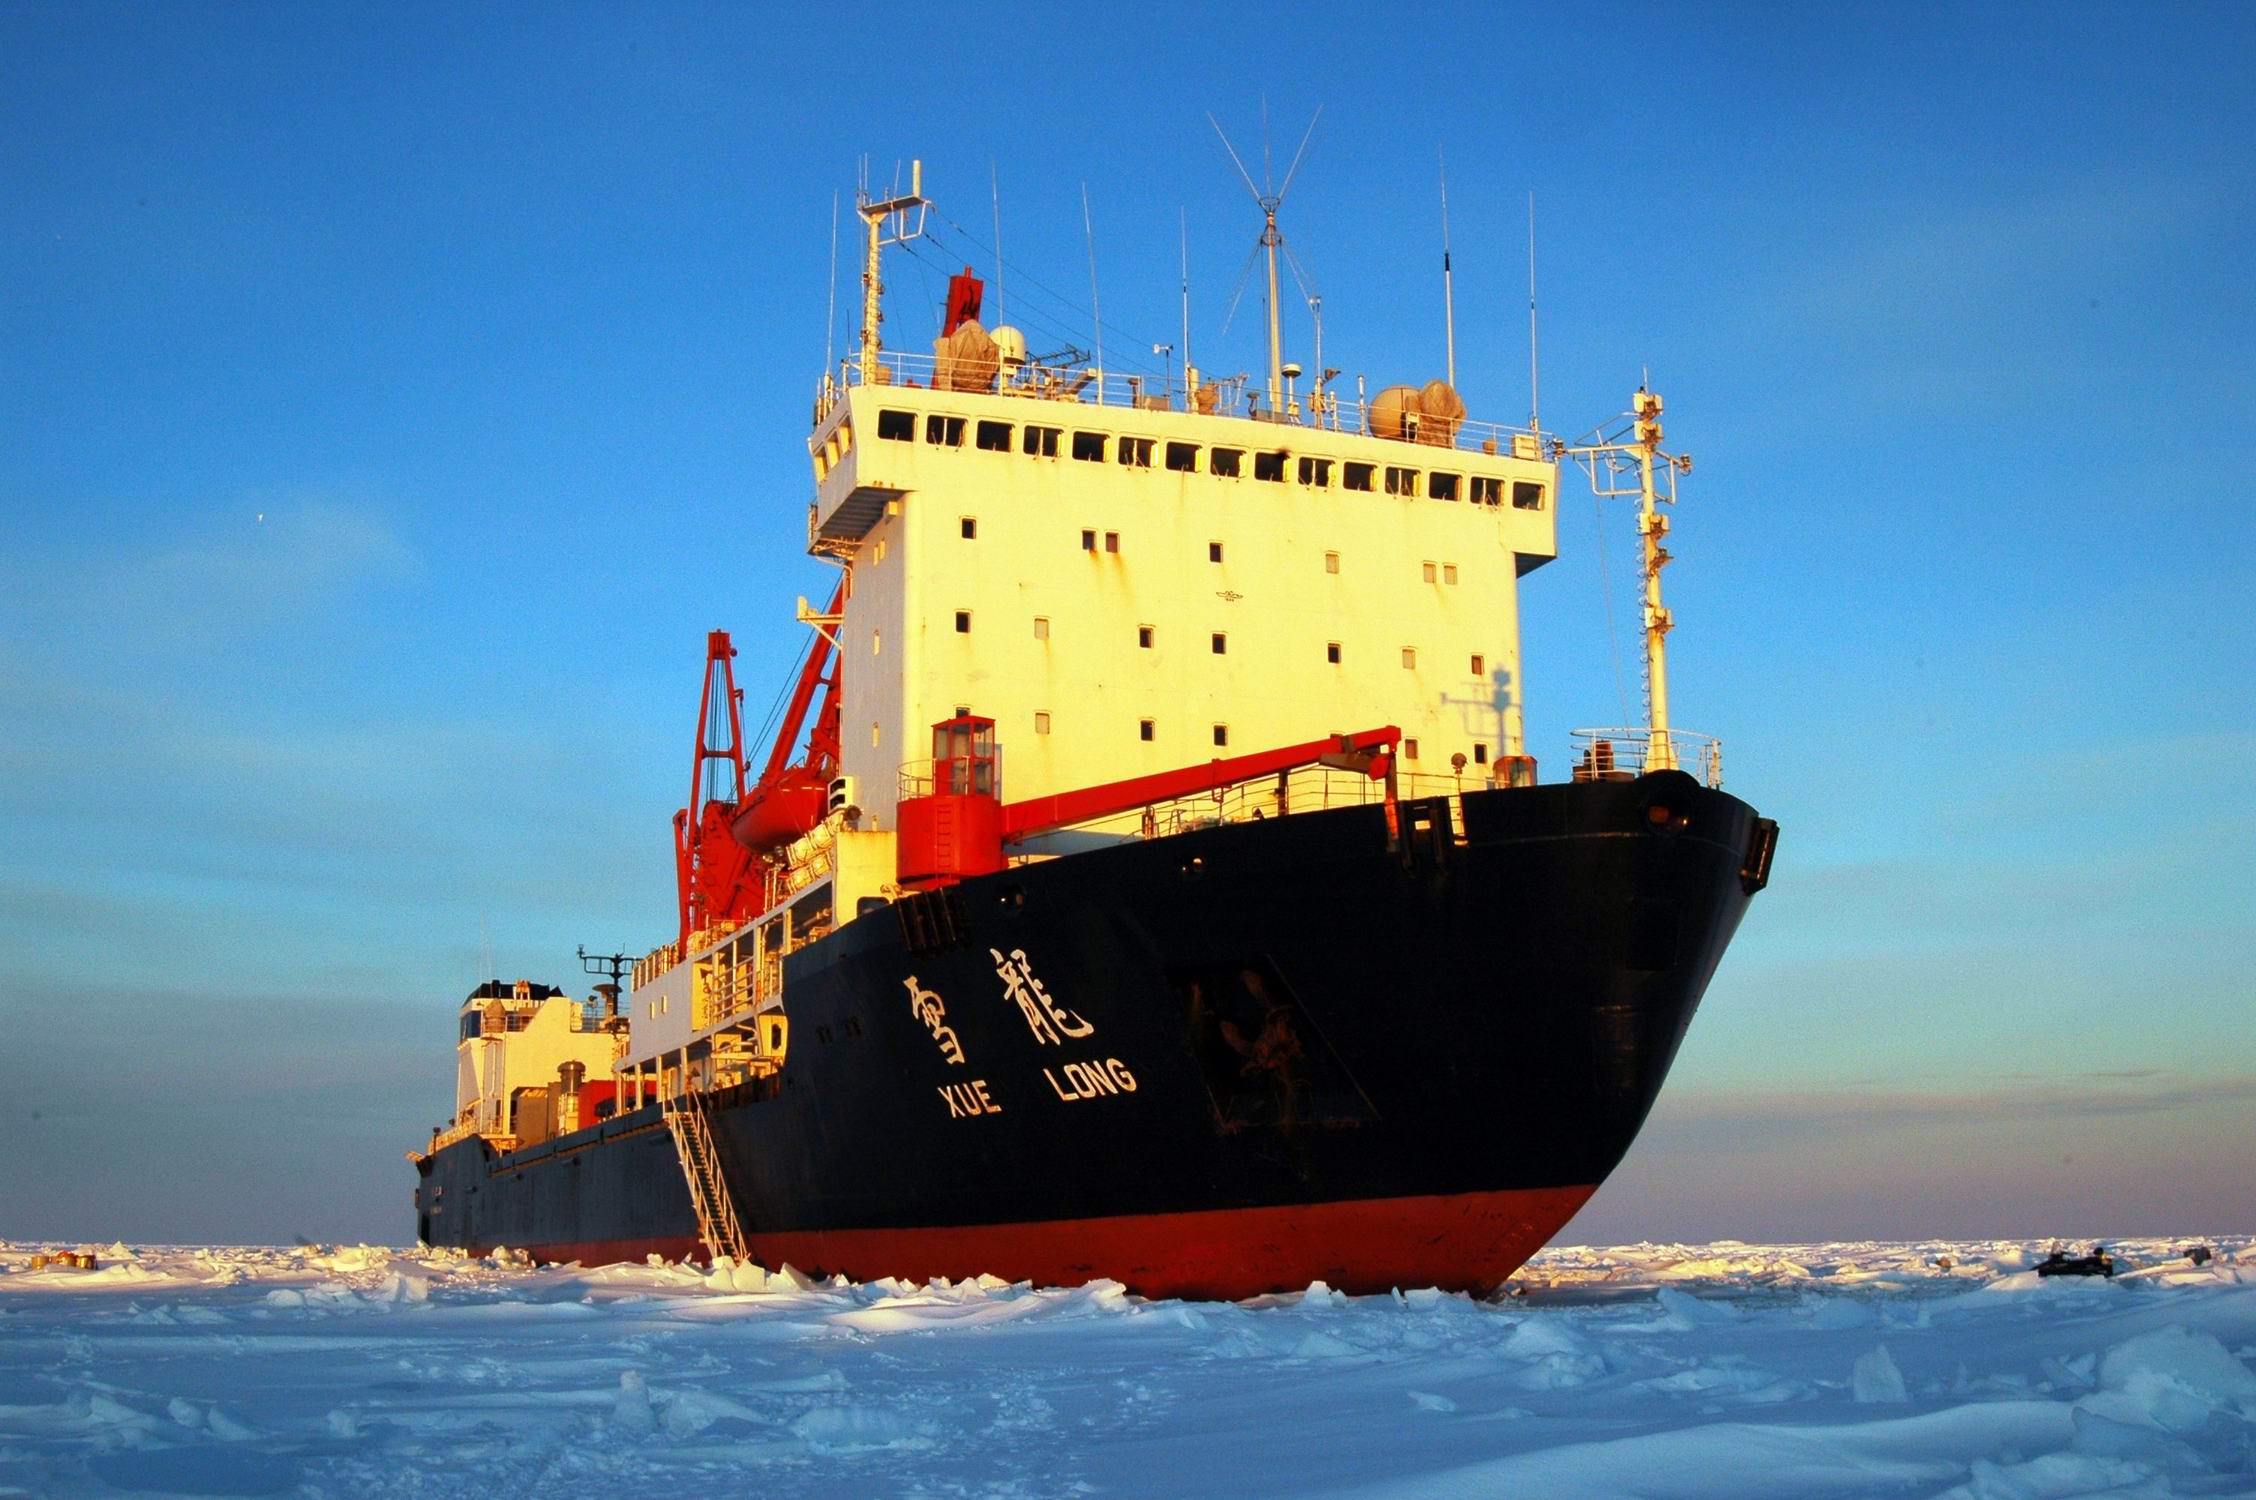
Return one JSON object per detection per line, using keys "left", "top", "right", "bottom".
{"left": 876, "top": 408, "right": 1546, "bottom": 510}
{"left": 937, "top": 610, "right": 1485, "bottom": 678}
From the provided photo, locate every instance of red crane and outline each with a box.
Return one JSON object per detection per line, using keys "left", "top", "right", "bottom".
{"left": 671, "top": 579, "right": 846, "bottom": 943}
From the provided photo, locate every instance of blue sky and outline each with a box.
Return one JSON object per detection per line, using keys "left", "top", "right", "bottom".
{"left": 3, "top": 2, "right": 2250, "bottom": 1246}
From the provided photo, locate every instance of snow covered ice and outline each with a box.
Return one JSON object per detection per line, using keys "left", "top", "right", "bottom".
{"left": 2, "top": 1238, "right": 2251, "bottom": 1498}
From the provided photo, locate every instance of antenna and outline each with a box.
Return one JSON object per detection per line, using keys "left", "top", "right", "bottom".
{"left": 1179, "top": 207, "right": 1192, "bottom": 385}
{"left": 1081, "top": 182, "right": 1103, "bottom": 383}
{"left": 1209, "top": 104, "right": 1322, "bottom": 415}
{"left": 1440, "top": 146, "right": 1456, "bottom": 387}
{"left": 989, "top": 159, "right": 1005, "bottom": 326}
{"left": 824, "top": 189, "right": 839, "bottom": 374}
{"left": 577, "top": 946, "right": 632, "bottom": 1019}
{"left": 1528, "top": 191, "right": 1541, "bottom": 434}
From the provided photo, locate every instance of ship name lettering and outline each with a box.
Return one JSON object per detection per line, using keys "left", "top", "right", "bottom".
{"left": 938, "top": 1079, "right": 1002, "bottom": 1119}
{"left": 991, "top": 947, "right": 1092, "bottom": 1046}
{"left": 1043, "top": 1058, "right": 1138, "bottom": 1102}
{"left": 904, "top": 975, "right": 966, "bottom": 1065}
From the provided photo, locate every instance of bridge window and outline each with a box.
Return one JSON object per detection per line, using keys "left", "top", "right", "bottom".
{"left": 1211, "top": 633, "right": 1227, "bottom": 655}
{"left": 1023, "top": 425, "right": 1061, "bottom": 457}
{"left": 1384, "top": 466, "right": 1418, "bottom": 496}
{"left": 1326, "top": 641, "right": 1341, "bottom": 664}
{"left": 1072, "top": 431, "right": 1107, "bottom": 462}
{"left": 1253, "top": 450, "right": 1287, "bottom": 482}
{"left": 1344, "top": 462, "right": 1375, "bottom": 492}
{"left": 926, "top": 414, "right": 965, "bottom": 447}
{"left": 1208, "top": 541, "right": 1223, "bottom": 563}
{"left": 1470, "top": 475, "right": 1503, "bottom": 506}
{"left": 878, "top": 409, "right": 915, "bottom": 441}
{"left": 1428, "top": 471, "right": 1459, "bottom": 501}
{"left": 1299, "top": 457, "right": 1332, "bottom": 487}
{"left": 1118, "top": 436, "right": 1154, "bottom": 468}
{"left": 960, "top": 516, "right": 976, "bottom": 539}
{"left": 1165, "top": 441, "right": 1198, "bottom": 472}
{"left": 1138, "top": 625, "right": 1153, "bottom": 648}
{"left": 1210, "top": 447, "right": 1243, "bottom": 478}
{"left": 954, "top": 610, "right": 971, "bottom": 634}
{"left": 975, "top": 420, "right": 1012, "bottom": 452}
{"left": 1512, "top": 480, "right": 1547, "bottom": 510}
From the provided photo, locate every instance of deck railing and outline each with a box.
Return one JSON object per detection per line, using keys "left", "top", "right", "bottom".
{"left": 1569, "top": 729, "right": 1724, "bottom": 789}
{"left": 816, "top": 349, "right": 1547, "bottom": 461}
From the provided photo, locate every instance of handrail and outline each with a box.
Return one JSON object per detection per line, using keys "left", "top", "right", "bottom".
{"left": 1569, "top": 728, "right": 1724, "bottom": 789}
{"left": 816, "top": 348, "right": 1548, "bottom": 461}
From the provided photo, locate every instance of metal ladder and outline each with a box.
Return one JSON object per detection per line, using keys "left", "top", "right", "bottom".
{"left": 660, "top": 1089, "right": 749, "bottom": 1265}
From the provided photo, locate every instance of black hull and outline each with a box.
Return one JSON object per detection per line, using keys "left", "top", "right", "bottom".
{"left": 416, "top": 772, "right": 1771, "bottom": 1296}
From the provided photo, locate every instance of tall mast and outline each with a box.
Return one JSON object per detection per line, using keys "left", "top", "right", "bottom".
{"left": 1632, "top": 389, "right": 1674, "bottom": 770}
{"left": 1262, "top": 200, "right": 1283, "bottom": 413}
{"left": 856, "top": 160, "right": 926, "bottom": 382}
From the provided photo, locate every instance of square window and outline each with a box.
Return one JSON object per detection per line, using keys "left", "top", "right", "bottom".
{"left": 1165, "top": 441, "right": 1198, "bottom": 472}
{"left": 1428, "top": 471, "right": 1460, "bottom": 501}
{"left": 954, "top": 610, "right": 971, "bottom": 633}
{"left": 1385, "top": 466, "right": 1418, "bottom": 496}
{"left": 1071, "top": 430, "right": 1106, "bottom": 462}
{"left": 1443, "top": 564, "right": 1458, "bottom": 585}
{"left": 1511, "top": 480, "right": 1547, "bottom": 511}
{"left": 1118, "top": 436, "right": 1154, "bottom": 468}
{"left": 1470, "top": 653, "right": 1485, "bottom": 676}
{"left": 1033, "top": 616, "right": 1050, "bottom": 640}
{"left": 1210, "top": 447, "right": 1243, "bottom": 478}
{"left": 926, "top": 414, "right": 965, "bottom": 446}
{"left": 960, "top": 516, "right": 977, "bottom": 539}
{"left": 1422, "top": 561, "right": 1437, "bottom": 583}
{"left": 877, "top": 409, "right": 915, "bottom": 441}
{"left": 975, "top": 419, "right": 1012, "bottom": 451}
{"left": 1298, "top": 456, "right": 1332, "bottom": 487}
{"left": 1138, "top": 625, "right": 1153, "bottom": 648}
{"left": 954, "top": 705, "right": 970, "bottom": 717}
{"left": 1208, "top": 541, "right": 1223, "bottom": 563}
{"left": 1212, "top": 724, "right": 1229, "bottom": 748}
{"left": 1404, "top": 738, "right": 1420, "bottom": 760}
{"left": 1081, "top": 529, "right": 1097, "bottom": 551}
{"left": 1324, "top": 551, "right": 1339, "bottom": 574}
{"left": 1344, "top": 462, "right": 1375, "bottom": 492}
{"left": 1211, "top": 633, "right": 1227, "bottom": 655}
{"left": 1104, "top": 531, "right": 1120, "bottom": 553}
{"left": 1470, "top": 475, "right": 1503, "bottom": 506}
{"left": 1402, "top": 647, "right": 1417, "bottom": 669}
{"left": 1325, "top": 641, "right": 1341, "bottom": 664}
{"left": 1253, "top": 450, "right": 1286, "bottom": 482}
{"left": 1024, "top": 424, "right": 1061, "bottom": 457}
{"left": 1473, "top": 743, "right": 1489, "bottom": 764}
{"left": 1035, "top": 711, "right": 1051, "bottom": 735}
{"left": 1139, "top": 719, "right": 1155, "bottom": 742}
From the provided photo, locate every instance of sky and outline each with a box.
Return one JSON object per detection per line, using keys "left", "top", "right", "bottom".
{"left": 2, "top": 1, "right": 2251, "bottom": 1248}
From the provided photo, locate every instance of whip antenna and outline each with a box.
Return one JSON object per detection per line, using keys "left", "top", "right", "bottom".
{"left": 1440, "top": 146, "right": 1456, "bottom": 387}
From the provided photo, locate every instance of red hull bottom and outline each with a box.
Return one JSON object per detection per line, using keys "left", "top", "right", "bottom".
{"left": 490, "top": 1185, "right": 1598, "bottom": 1300}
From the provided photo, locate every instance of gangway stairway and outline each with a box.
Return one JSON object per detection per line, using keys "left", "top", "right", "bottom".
{"left": 661, "top": 1090, "right": 749, "bottom": 1265}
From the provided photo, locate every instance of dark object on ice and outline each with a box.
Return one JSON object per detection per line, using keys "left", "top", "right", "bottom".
{"left": 2186, "top": 1245, "right": 2213, "bottom": 1267}
{"left": 1930, "top": 1255, "right": 1954, "bottom": 1272}
{"left": 2035, "top": 1245, "right": 2114, "bottom": 1278}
